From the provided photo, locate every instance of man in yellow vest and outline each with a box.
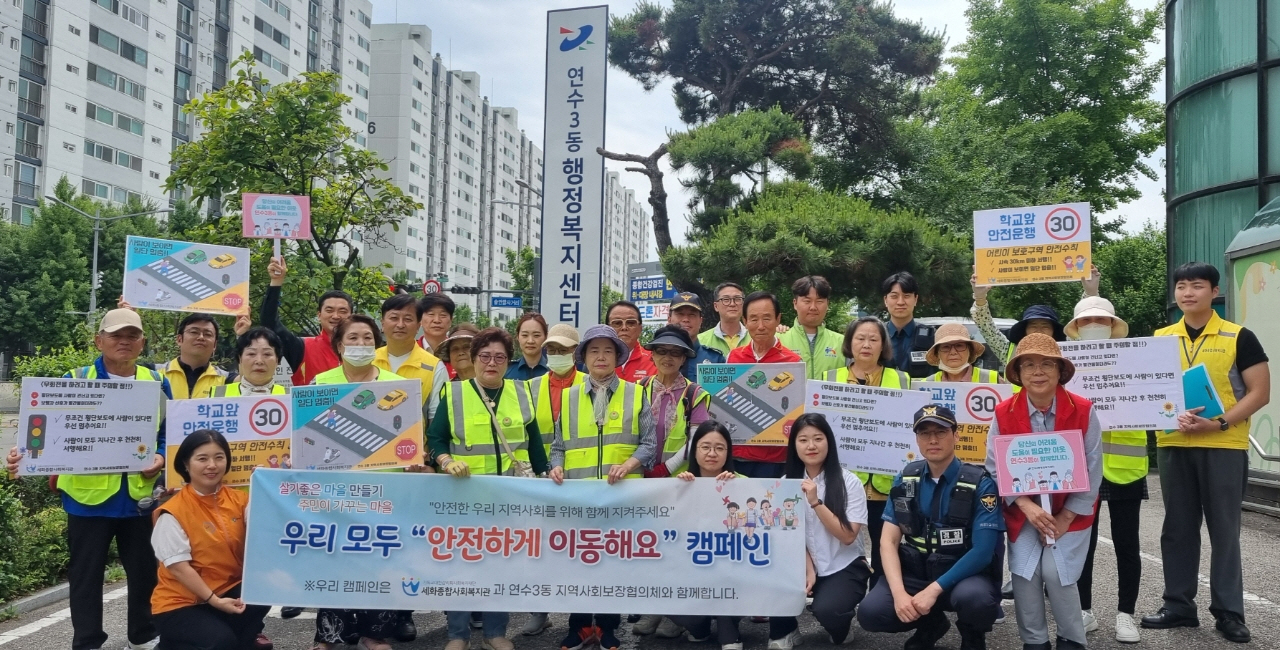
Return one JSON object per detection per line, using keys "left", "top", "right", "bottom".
{"left": 156, "top": 313, "right": 229, "bottom": 399}
{"left": 7, "top": 308, "right": 169, "bottom": 650}
{"left": 1141, "top": 263, "right": 1270, "bottom": 644}
{"left": 375, "top": 293, "right": 447, "bottom": 422}
{"left": 698, "top": 282, "right": 746, "bottom": 356}
{"left": 778, "top": 275, "right": 846, "bottom": 379}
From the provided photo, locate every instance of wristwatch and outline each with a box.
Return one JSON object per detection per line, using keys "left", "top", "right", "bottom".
{"left": 810, "top": 499, "right": 823, "bottom": 508}
{"left": 1215, "top": 417, "right": 1229, "bottom": 431}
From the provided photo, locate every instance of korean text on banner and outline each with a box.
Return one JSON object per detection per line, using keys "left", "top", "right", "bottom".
{"left": 242, "top": 471, "right": 807, "bottom": 616}
{"left": 166, "top": 395, "right": 292, "bottom": 487}
{"left": 991, "top": 429, "right": 1090, "bottom": 497}
{"left": 1059, "top": 337, "right": 1184, "bottom": 430}
{"left": 974, "top": 202, "right": 1091, "bottom": 286}
{"left": 697, "top": 363, "right": 806, "bottom": 446}
{"left": 123, "top": 235, "right": 251, "bottom": 315}
{"left": 538, "top": 6, "right": 608, "bottom": 328}
{"left": 809, "top": 380, "right": 932, "bottom": 475}
{"left": 291, "top": 379, "right": 423, "bottom": 471}
{"left": 241, "top": 193, "right": 312, "bottom": 240}
{"left": 915, "top": 383, "right": 1014, "bottom": 464}
{"left": 16, "top": 376, "right": 162, "bottom": 475}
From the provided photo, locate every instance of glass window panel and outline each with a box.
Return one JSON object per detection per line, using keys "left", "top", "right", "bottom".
{"left": 1172, "top": 0, "right": 1255, "bottom": 94}
{"left": 1171, "top": 74, "right": 1257, "bottom": 197}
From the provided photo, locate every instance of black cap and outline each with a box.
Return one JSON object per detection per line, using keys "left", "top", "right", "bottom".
{"left": 912, "top": 404, "right": 957, "bottom": 432}
{"left": 643, "top": 324, "right": 696, "bottom": 358}
{"left": 669, "top": 292, "right": 703, "bottom": 312}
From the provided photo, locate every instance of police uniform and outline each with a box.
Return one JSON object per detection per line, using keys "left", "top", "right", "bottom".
{"left": 858, "top": 405, "right": 1004, "bottom": 649}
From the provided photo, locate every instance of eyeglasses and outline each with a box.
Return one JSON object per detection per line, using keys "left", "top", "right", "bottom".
{"left": 914, "top": 429, "right": 953, "bottom": 440}
{"left": 182, "top": 329, "right": 217, "bottom": 339}
{"left": 476, "top": 353, "right": 509, "bottom": 365}
{"left": 938, "top": 343, "right": 969, "bottom": 354}
{"left": 651, "top": 347, "right": 685, "bottom": 357}
{"left": 696, "top": 444, "right": 728, "bottom": 454}
{"left": 608, "top": 319, "right": 640, "bottom": 329}
{"left": 1020, "top": 360, "right": 1060, "bottom": 374}
{"left": 715, "top": 296, "right": 744, "bottom": 305}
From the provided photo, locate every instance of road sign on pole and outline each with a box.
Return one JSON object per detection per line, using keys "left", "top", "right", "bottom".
{"left": 423, "top": 280, "right": 442, "bottom": 295}
{"left": 491, "top": 295, "right": 523, "bottom": 309}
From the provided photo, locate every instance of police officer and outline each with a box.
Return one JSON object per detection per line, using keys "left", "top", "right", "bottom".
{"left": 857, "top": 404, "right": 1003, "bottom": 650}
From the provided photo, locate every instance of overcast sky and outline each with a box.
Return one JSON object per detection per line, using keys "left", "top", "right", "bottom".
{"left": 370, "top": 1, "right": 1165, "bottom": 260}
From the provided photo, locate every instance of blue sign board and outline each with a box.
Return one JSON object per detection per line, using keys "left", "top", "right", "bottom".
{"left": 491, "top": 295, "right": 524, "bottom": 309}
{"left": 629, "top": 275, "right": 678, "bottom": 303}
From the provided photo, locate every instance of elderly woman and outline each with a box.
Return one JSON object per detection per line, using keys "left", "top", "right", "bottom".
{"left": 549, "top": 324, "right": 657, "bottom": 650}
{"left": 920, "top": 323, "right": 1002, "bottom": 384}
{"left": 438, "top": 323, "right": 481, "bottom": 381}
{"left": 984, "top": 334, "right": 1102, "bottom": 650}
{"left": 214, "top": 327, "right": 289, "bottom": 396}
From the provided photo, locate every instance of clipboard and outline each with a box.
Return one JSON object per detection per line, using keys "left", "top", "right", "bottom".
{"left": 1182, "top": 364, "right": 1225, "bottom": 420}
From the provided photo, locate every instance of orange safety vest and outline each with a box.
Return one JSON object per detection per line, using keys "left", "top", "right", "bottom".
{"left": 151, "top": 485, "right": 248, "bottom": 615}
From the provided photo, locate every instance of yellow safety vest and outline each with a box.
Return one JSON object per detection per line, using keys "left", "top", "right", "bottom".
{"left": 822, "top": 366, "right": 910, "bottom": 495}
{"left": 444, "top": 380, "right": 534, "bottom": 476}
{"left": 211, "top": 383, "right": 288, "bottom": 397}
{"left": 58, "top": 364, "right": 163, "bottom": 505}
{"left": 1101, "top": 430, "right": 1148, "bottom": 484}
{"left": 530, "top": 371, "right": 587, "bottom": 454}
{"left": 561, "top": 381, "right": 644, "bottom": 480}
{"left": 1156, "top": 312, "right": 1250, "bottom": 449}
{"left": 159, "top": 358, "right": 229, "bottom": 400}
{"left": 921, "top": 366, "right": 1001, "bottom": 384}
{"left": 639, "top": 376, "right": 711, "bottom": 471}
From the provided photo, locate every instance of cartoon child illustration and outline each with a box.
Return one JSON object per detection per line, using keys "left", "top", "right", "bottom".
{"left": 744, "top": 498, "right": 759, "bottom": 538}
{"left": 267, "top": 454, "right": 280, "bottom": 468}
{"left": 1049, "top": 471, "right": 1061, "bottom": 490}
{"left": 760, "top": 499, "right": 774, "bottom": 530}
{"left": 282, "top": 453, "right": 292, "bottom": 469}
{"left": 1063, "top": 256, "right": 1074, "bottom": 271}
{"left": 1075, "top": 255, "right": 1086, "bottom": 271}
{"left": 1011, "top": 478, "right": 1022, "bottom": 493}
{"left": 782, "top": 498, "right": 800, "bottom": 530}
{"left": 1024, "top": 472, "right": 1036, "bottom": 493}
{"left": 1038, "top": 479, "right": 1050, "bottom": 491}
{"left": 1062, "top": 470, "right": 1075, "bottom": 490}
{"left": 725, "top": 502, "right": 740, "bottom": 532}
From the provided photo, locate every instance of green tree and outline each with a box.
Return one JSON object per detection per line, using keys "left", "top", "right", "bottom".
{"left": 167, "top": 53, "right": 420, "bottom": 291}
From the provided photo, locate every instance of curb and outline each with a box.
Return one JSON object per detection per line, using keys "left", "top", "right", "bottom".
{"left": 1, "top": 582, "right": 69, "bottom": 616}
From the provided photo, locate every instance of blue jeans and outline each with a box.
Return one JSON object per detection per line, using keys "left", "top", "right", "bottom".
{"left": 447, "top": 611, "right": 509, "bottom": 640}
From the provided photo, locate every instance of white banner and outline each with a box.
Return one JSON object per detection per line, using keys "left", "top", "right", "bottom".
{"left": 15, "top": 377, "right": 162, "bottom": 475}
{"left": 166, "top": 395, "right": 292, "bottom": 487}
{"left": 539, "top": 6, "right": 608, "bottom": 328}
{"left": 915, "top": 382, "right": 1015, "bottom": 464}
{"left": 808, "top": 380, "right": 931, "bottom": 475}
{"left": 1059, "top": 337, "right": 1184, "bottom": 430}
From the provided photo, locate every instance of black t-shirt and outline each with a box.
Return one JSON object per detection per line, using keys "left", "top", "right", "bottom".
{"left": 1185, "top": 324, "right": 1268, "bottom": 372}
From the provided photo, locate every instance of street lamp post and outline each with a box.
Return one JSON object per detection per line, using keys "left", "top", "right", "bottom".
{"left": 491, "top": 198, "right": 543, "bottom": 313}
{"left": 46, "top": 195, "right": 173, "bottom": 330}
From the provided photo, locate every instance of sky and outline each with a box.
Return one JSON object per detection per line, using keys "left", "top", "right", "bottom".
{"left": 370, "top": 0, "right": 1165, "bottom": 260}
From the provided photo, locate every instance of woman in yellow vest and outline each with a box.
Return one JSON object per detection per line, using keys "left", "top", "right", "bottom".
{"left": 429, "top": 327, "right": 545, "bottom": 650}
{"left": 150, "top": 429, "right": 269, "bottom": 650}
{"left": 1064, "top": 296, "right": 1146, "bottom": 643}
{"left": 920, "top": 323, "right": 1003, "bottom": 384}
{"left": 823, "top": 316, "right": 909, "bottom": 588}
{"left": 549, "top": 324, "right": 657, "bottom": 650}
{"left": 213, "top": 327, "right": 290, "bottom": 397}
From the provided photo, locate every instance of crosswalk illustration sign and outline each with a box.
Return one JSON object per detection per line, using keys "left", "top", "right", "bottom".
{"left": 696, "top": 363, "right": 806, "bottom": 446}
{"left": 291, "top": 379, "right": 424, "bottom": 471}
{"left": 123, "top": 236, "right": 250, "bottom": 315}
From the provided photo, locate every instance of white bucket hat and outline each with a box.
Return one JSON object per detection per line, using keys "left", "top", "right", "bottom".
{"left": 1064, "top": 296, "right": 1129, "bottom": 340}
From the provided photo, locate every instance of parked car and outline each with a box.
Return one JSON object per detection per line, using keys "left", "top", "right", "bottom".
{"left": 913, "top": 316, "right": 1016, "bottom": 372}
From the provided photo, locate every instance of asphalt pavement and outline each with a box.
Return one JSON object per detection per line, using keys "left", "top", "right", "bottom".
{"left": 2, "top": 472, "right": 1278, "bottom": 649}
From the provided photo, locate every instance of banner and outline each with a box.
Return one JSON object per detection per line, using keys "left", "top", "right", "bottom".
{"left": 991, "top": 430, "right": 1089, "bottom": 496}
{"left": 291, "top": 380, "right": 423, "bottom": 471}
{"left": 241, "top": 471, "right": 806, "bottom": 615}
{"left": 629, "top": 275, "right": 679, "bottom": 303}
{"left": 1059, "top": 337, "right": 1184, "bottom": 430}
{"left": 698, "top": 363, "right": 806, "bottom": 446}
{"left": 973, "top": 202, "right": 1091, "bottom": 286}
{"left": 242, "top": 193, "right": 312, "bottom": 239}
{"left": 123, "top": 236, "right": 250, "bottom": 315}
{"left": 915, "top": 382, "right": 1014, "bottom": 464}
{"left": 539, "top": 6, "right": 608, "bottom": 328}
{"left": 166, "top": 395, "right": 292, "bottom": 487}
{"left": 15, "top": 377, "right": 162, "bottom": 475}
{"left": 808, "top": 380, "right": 932, "bottom": 475}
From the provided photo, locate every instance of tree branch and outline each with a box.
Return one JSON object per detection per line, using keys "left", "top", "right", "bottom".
{"left": 598, "top": 143, "right": 672, "bottom": 254}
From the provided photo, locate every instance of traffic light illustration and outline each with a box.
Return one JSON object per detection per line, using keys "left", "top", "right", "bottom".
{"left": 26, "top": 414, "right": 46, "bottom": 459}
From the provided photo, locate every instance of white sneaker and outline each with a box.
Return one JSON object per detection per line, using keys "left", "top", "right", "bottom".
{"left": 722, "top": 644, "right": 743, "bottom": 650}
{"left": 129, "top": 639, "right": 160, "bottom": 650}
{"left": 767, "top": 630, "right": 803, "bottom": 650}
{"left": 685, "top": 629, "right": 711, "bottom": 643}
{"left": 633, "top": 615, "right": 662, "bottom": 635}
{"left": 1082, "top": 609, "right": 1098, "bottom": 633}
{"left": 994, "top": 605, "right": 1006, "bottom": 624}
{"left": 655, "top": 618, "right": 686, "bottom": 638}
{"left": 1115, "top": 612, "right": 1141, "bottom": 644}
{"left": 521, "top": 612, "right": 551, "bottom": 636}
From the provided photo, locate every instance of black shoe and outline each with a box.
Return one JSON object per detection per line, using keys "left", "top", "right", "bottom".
{"left": 280, "top": 606, "right": 302, "bottom": 619}
{"left": 904, "top": 613, "right": 950, "bottom": 650}
{"left": 1021, "top": 644, "right": 1051, "bottom": 650}
{"left": 395, "top": 614, "right": 418, "bottom": 642}
{"left": 1055, "top": 637, "right": 1086, "bottom": 650}
{"left": 1215, "top": 614, "right": 1251, "bottom": 643}
{"left": 599, "top": 630, "right": 621, "bottom": 650}
{"left": 1140, "top": 608, "right": 1199, "bottom": 629}
{"left": 957, "top": 624, "right": 986, "bottom": 650}
{"left": 627, "top": 614, "right": 642, "bottom": 623}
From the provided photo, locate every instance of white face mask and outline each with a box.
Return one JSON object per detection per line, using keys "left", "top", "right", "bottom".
{"left": 342, "top": 345, "right": 376, "bottom": 367}
{"left": 937, "top": 359, "right": 968, "bottom": 375}
{"left": 1077, "top": 323, "right": 1113, "bottom": 341}
{"left": 546, "top": 353, "right": 576, "bottom": 373}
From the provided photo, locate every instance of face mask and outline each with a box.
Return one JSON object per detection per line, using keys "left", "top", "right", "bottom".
{"left": 342, "top": 345, "right": 376, "bottom": 367}
{"left": 937, "top": 359, "right": 968, "bottom": 374}
{"left": 1077, "top": 323, "right": 1113, "bottom": 341}
{"left": 547, "top": 353, "right": 576, "bottom": 373}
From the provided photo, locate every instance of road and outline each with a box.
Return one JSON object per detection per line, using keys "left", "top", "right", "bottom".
{"left": 3, "top": 472, "right": 1279, "bottom": 649}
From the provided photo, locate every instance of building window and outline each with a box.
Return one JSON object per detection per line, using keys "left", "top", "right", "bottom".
{"left": 355, "top": 84, "right": 368, "bottom": 98}
{"left": 357, "top": 10, "right": 371, "bottom": 27}
{"left": 95, "top": 0, "right": 150, "bottom": 29}
{"left": 354, "top": 133, "right": 366, "bottom": 146}
{"left": 254, "top": 16, "right": 290, "bottom": 48}
{"left": 253, "top": 46, "right": 289, "bottom": 75}
{"left": 357, "top": 35, "right": 370, "bottom": 51}
{"left": 84, "top": 139, "right": 143, "bottom": 171}
{"left": 355, "top": 59, "right": 369, "bottom": 75}
{"left": 86, "top": 102, "right": 144, "bottom": 136}
{"left": 89, "top": 25, "right": 148, "bottom": 66}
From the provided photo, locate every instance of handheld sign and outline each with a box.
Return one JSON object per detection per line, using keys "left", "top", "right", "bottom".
{"left": 123, "top": 236, "right": 250, "bottom": 315}
{"left": 242, "top": 193, "right": 312, "bottom": 258}
{"left": 166, "top": 394, "right": 292, "bottom": 487}
{"left": 916, "top": 382, "right": 1014, "bottom": 463}
{"left": 697, "top": 363, "right": 806, "bottom": 446}
{"left": 291, "top": 379, "right": 423, "bottom": 471}
{"left": 1059, "top": 337, "right": 1185, "bottom": 429}
{"left": 16, "top": 377, "right": 162, "bottom": 475}
{"left": 809, "top": 379, "right": 932, "bottom": 475}
{"left": 974, "top": 202, "right": 1091, "bottom": 285}
{"left": 993, "top": 429, "right": 1090, "bottom": 544}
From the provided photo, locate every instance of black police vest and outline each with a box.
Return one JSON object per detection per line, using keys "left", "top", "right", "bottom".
{"left": 890, "top": 460, "right": 988, "bottom": 557}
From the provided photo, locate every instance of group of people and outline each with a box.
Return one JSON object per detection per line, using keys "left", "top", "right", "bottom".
{"left": 4, "top": 258, "right": 1269, "bottom": 650}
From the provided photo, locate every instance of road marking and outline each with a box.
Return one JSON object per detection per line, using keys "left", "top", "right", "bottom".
{"left": 1097, "top": 535, "right": 1279, "bottom": 612}
{"left": 0, "top": 586, "right": 128, "bottom": 646}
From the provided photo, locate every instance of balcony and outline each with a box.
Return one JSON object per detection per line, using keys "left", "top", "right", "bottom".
{"left": 213, "top": 70, "right": 226, "bottom": 89}
{"left": 13, "top": 180, "right": 38, "bottom": 200}
{"left": 19, "top": 56, "right": 45, "bottom": 79}
{"left": 175, "top": 51, "right": 191, "bottom": 69}
{"left": 173, "top": 119, "right": 190, "bottom": 138}
{"left": 17, "top": 97, "right": 44, "bottom": 119}
{"left": 215, "top": 40, "right": 228, "bottom": 58}
{"left": 15, "top": 140, "right": 42, "bottom": 160}
{"left": 178, "top": 20, "right": 194, "bottom": 41}
{"left": 22, "top": 14, "right": 48, "bottom": 39}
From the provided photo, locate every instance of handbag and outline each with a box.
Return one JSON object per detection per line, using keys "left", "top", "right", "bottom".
{"left": 472, "top": 379, "right": 536, "bottom": 478}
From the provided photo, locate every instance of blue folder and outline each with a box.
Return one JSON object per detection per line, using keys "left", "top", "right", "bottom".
{"left": 1182, "top": 364, "right": 1225, "bottom": 420}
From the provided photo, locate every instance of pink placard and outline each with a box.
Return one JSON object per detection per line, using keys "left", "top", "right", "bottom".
{"left": 992, "top": 429, "right": 1089, "bottom": 497}
{"left": 242, "top": 193, "right": 312, "bottom": 240}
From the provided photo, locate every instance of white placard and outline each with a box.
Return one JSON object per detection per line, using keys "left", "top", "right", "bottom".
{"left": 808, "top": 380, "right": 932, "bottom": 475}
{"left": 15, "top": 377, "right": 162, "bottom": 475}
{"left": 1059, "top": 337, "right": 1185, "bottom": 430}
{"left": 166, "top": 395, "right": 292, "bottom": 487}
